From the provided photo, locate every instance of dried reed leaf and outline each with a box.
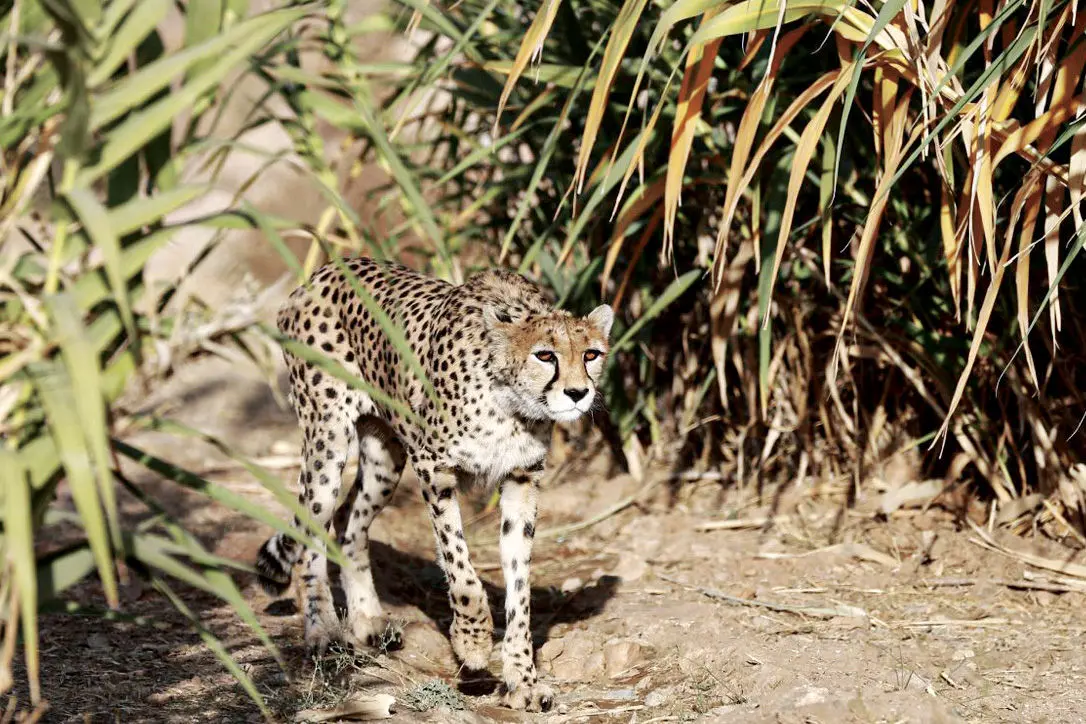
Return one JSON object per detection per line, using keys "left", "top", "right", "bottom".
{"left": 1013, "top": 172, "right": 1044, "bottom": 389}
{"left": 295, "top": 694, "right": 396, "bottom": 722}
{"left": 710, "top": 237, "right": 755, "bottom": 404}
{"left": 969, "top": 520, "right": 1086, "bottom": 580}
{"left": 612, "top": 207, "right": 662, "bottom": 311}
{"left": 711, "top": 25, "right": 806, "bottom": 283}
{"left": 602, "top": 178, "right": 666, "bottom": 295}
{"left": 713, "top": 61, "right": 838, "bottom": 286}
{"left": 832, "top": 88, "right": 915, "bottom": 381}
{"left": 572, "top": 0, "right": 652, "bottom": 195}
{"left": 940, "top": 170, "right": 962, "bottom": 315}
{"left": 880, "top": 479, "right": 944, "bottom": 515}
{"left": 761, "top": 58, "right": 859, "bottom": 328}
{"left": 665, "top": 10, "right": 723, "bottom": 260}
{"left": 493, "top": 0, "right": 564, "bottom": 133}
{"left": 1072, "top": 122, "right": 1086, "bottom": 233}
{"left": 933, "top": 167, "right": 1045, "bottom": 452}
{"left": 993, "top": 89, "right": 1084, "bottom": 167}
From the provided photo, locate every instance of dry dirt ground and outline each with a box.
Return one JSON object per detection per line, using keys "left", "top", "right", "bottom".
{"left": 18, "top": 356, "right": 1086, "bottom": 724}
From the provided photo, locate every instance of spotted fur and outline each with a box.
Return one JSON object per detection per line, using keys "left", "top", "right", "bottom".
{"left": 255, "top": 257, "right": 612, "bottom": 711}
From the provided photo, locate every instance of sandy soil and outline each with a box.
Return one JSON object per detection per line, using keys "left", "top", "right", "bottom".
{"left": 18, "top": 356, "right": 1086, "bottom": 724}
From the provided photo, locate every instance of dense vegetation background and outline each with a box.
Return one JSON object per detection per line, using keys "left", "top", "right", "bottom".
{"left": 2, "top": 0, "right": 1083, "bottom": 715}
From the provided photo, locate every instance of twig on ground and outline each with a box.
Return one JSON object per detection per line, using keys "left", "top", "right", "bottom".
{"left": 539, "top": 478, "right": 660, "bottom": 540}
{"left": 918, "top": 578, "right": 976, "bottom": 587}
{"left": 968, "top": 519, "right": 1086, "bottom": 579}
{"left": 547, "top": 705, "right": 645, "bottom": 722}
{"left": 893, "top": 618, "right": 1011, "bottom": 628}
{"left": 696, "top": 516, "right": 791, "bottom": 531}
{"left": 658, "top": 573, "right": 867, "bottom": 619}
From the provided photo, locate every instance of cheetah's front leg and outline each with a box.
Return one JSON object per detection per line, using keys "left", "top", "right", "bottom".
{"left": 413, "top": 460, "right": 494, "bottom": 671}
{"left": 498, "top": 469, "right": 554, "bottom": 712}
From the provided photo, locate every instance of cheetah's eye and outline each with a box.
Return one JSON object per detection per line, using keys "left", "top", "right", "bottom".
{"left": 583, "top": 349, "right": 602, "bottom": 362}
{"left": 534, "top": 351, "right": 556, "bottom": 363}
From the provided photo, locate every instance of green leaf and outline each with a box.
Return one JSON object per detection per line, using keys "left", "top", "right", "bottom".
{"left": 2, "top": 452, "right": 40, "bottom": 703}
{"left": 331, "top": 256, "right": 439, "bottom": 407}
{"left": 89, "top": 0, "right": 171, "bottom": 87}
{"left": 44, "top": 294, "right": 122, "bottom": 552}
{"left": 35, "top": 543, "right": 98, "bottom": 602}
{"left": 833, "top": 0, "right": 907, "bottom": 203}
{"left": 613, "top": 269, "right": 703, "bottom": 352}
{"left": 30, "top": 361, "right": 119, "bottom": 608}
{"left": 80, "top": 6, "right": 308, "bottom": 180}
{"left": 112, "top": 438, "right": 344, "bottom": 568}
{"left": 154, "top": 579, "right": 270, "bottom": 717}
{"left": 64, "top": 189, "right": 139, "bottom": 350}
{"left": 689, "top": 0, "right": 848, "bottom": 43}
{"left": 109, "top": 186, "right": 207, "bottom": 237}
{"left": 483, "top": 61, "right": 596, "bottom": 89}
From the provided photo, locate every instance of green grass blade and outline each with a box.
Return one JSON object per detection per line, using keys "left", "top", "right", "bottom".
{"left": 35, "top": 543, "right": 97, "bottom": 602}
{"left": 64, "top": 190, "right": 138, "bottom": 351}
{"left": 109, "top": 185, "right": 206, "bottom": 237}
{"left": 2, "top": 452, "right": 40, "bottom": 703}
{"left": 30, "top": 361, "right": 119, "bottom": 607}
{"left": 613, "top": 269, "right": 703, "bottom": 352}
{"left": 832, "top": 0, "right": 906, "bottom": 200}
{"left": 262, "top": 324, "right": 424, "bottom": 424}
{"left": 44, "top": 294, "right": 122, "bottom": 552}
{"left": 80, "top": 6, "right": 308, "bottom": 182}
{"left": 112, "top": 438, "right": 343, "bottom": 568}
{"left": 153, "top": 579, "right": 270, "bottom": 718}
{"left": 89, "top": 0, "right": 171, "bottom": 88}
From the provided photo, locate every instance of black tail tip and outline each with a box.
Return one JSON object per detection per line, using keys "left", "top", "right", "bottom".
{"left": 255, "top": 540, "right": 292, "bottom": 596}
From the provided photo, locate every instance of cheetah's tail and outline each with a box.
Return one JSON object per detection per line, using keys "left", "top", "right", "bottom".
{"left": 255, "top": 532, "right": 300, "bottom": 596}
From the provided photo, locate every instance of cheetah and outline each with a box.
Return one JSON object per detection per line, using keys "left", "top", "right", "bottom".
{"left": 255, "top": 257, "right": 613, "bottom": 711}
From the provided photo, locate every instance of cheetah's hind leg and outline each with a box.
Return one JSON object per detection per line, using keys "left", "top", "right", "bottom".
{"left": 337, "top": 418, "right": 406, "bottom": 652}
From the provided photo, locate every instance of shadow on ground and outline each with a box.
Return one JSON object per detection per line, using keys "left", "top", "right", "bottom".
{"left": 14, "top": 534, "right": 618, "bottom": 722}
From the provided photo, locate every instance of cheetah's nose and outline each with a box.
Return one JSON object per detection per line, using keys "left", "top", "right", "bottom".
{"left": 564, "top": 388, "right": 589, "bottom": 403}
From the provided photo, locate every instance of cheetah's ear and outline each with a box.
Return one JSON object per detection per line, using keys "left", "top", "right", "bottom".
{"left": 482, "top": 305, "right": 514, "bottom": 330}
{"left": 586, "top": 304, "right": 614, "bottom": 339}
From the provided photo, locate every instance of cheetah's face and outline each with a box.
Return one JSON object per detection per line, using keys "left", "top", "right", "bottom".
{"left": 485, "top": 304, "right": 614, "bottom": 422}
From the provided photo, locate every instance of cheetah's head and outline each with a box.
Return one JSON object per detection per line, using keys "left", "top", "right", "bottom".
{"left": 484, "top": 304, "right": 614, "bottom": 423}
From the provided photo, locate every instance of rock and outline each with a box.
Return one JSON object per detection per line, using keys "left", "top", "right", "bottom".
{"left": 87, "top": 632, "right": 111, "bottom": 650}
{"left": 952, "top": 648, "right": 975, "bottom": 661}
{"left": 561, "top": 577, "right": 584, "bottom": 594}
{"left": 539, "top": 639, "right": 564, "bottom": 665}
{"left": 611, "top": 553, "right": 648, "bottom": 582}
{"left": 644, "top": 688, "right": 670, "bottom": 708}
{"left": 603, "top": 640, "right": 648, "bottom": 677}
{"left": 543, "top": 637, "right": 605, "bottom": 681}
{"left": 270, "top": 440, "right": 296, "bottom": 455}
{"left": 792, "top": 685, "right": 830, "bottom": 707}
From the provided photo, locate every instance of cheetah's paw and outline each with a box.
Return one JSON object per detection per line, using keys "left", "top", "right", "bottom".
{"left": 347, "top": 615, "right": 403, "bottom": 653}
{"left": 502, "top": 681, "right": 555, "bottom": 712}
{"left": 304, "top": 620, "right": 338, "bottom": 659}
{"left": 450, "top": 618, "right": 493, "bottom": 671}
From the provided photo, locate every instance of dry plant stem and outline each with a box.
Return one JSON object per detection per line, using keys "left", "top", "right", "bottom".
{"left": 658, "top": 573, "right": 867, "bottom": 619}
{"left": 539, "top": 477, "right": 660, "bottom": 540}
{"left": 968, "top": 519, "right": 1086, "bottom": 579}
{"left": 695, "top": 515, "right": 792, "bottom": 531}
{"left": 549, "top": 705, "right": 646, "bottom": 722}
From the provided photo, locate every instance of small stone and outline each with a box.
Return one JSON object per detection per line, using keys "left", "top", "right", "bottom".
{"left": 87, "top": 632, "right": 111, "bottom": 650}
{"left": 611, "top": 553, "right": 648, "bottom": 582}
{"left": 561, "top": 577, "right": 584, "bottom": 594}
{"left": 793, "top": 685, "right": 830, "bottom": 707}
{"left": 603, "top": 640, "right": 647, "bottom": 677}
{"left": 539, "top": 639, "right": 565, "bottom": 664}
{"left": 952, "top": 648, "right": 975, "bottom": 661}
{"left": 270, "top": 440, "right": 295, "bottom": 455}
{"left": 644, "top": 689, "right": 669, "bottom": 708}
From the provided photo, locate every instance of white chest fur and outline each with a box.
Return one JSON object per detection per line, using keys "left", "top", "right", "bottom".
{"left": 449, "top": 418, "right": 549, "bottom": 486}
